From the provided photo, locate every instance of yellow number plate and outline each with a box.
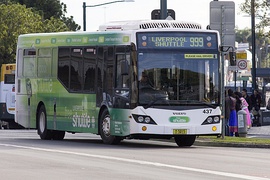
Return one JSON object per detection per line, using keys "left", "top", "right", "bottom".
{"left": 173, "top": 129, "right": 187, "bottom": 134}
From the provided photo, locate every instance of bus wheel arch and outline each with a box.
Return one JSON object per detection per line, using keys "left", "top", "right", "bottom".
{"left": 37, "top": 103, "right": 52, "bottom": 140}
{"left": 99, "top": 107, "right": 122, "bottom": 145}
{"left": 174, "top": 135, "right": 196, "bottom": 147}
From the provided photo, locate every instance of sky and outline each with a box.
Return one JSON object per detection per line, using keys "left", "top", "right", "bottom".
{"left": 60, "top": 0, "right": 250, "bottom": 31}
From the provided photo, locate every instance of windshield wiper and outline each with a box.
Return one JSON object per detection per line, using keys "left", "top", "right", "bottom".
{"left": 144, "top": 97, "right": 169, "bottom": 109}
{"left": 179, "top": 100, "right": 217, "bottom": 108}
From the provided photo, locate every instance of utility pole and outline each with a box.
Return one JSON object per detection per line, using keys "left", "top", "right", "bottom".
{"left": 160, "top": 0, "right": 167, "bottom": 19}
{"left": 251, "top": 0, "right": 256, "bottom": 90}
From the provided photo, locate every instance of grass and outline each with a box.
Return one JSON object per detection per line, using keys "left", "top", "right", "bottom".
{"left": 197, "top": 136, "right": 270, "bottom": 145}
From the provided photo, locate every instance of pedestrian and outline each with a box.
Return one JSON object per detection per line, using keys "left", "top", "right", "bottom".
{"left": 224, "top": 89, "right": 231, "bottom": 136}
{"left": 266, "top": 98, "right": 270, "bottom": 110}
{"left": 236, "top": 91, "right": 251, "bottom": 129}
{"left": 242, "top": 88, "right": 253, "bottom": 126}
{"left": 242, "top": 89, "right": 252, "bottom": 111}
{"left": 227, "top": 89, "right": 238, "bottom": 136}
{"left": 250, "top": 89, "right": 262, "bottom": 126}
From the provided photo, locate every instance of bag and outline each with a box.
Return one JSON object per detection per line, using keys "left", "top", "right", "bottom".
{"left": 252, "top": 109, "right": 258, "bottom": 116}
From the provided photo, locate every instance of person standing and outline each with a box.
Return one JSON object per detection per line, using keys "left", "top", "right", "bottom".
{"left": 224, "top": 90, "right": 231, "bottom": 136}
{"left": 236, "top": 91, "right": 251, "bottom": 129}
{"left": 242, "top": 89, "right": 252, "bottom": 111}
{"left": 250, "top": 89, "right": 262, "bottom": 126}
{"left": 227, "top": 89, "right": 238, "bottom": 136}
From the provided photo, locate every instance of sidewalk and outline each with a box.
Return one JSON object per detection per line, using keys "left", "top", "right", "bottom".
{"left": 247, "top": 125, "right": 270, "bottom": 138}
{"left": 193, "top": 125, "right": 270, "bottom": 148}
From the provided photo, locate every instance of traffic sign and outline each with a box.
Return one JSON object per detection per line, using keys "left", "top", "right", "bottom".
{"left": 228, "top": 66, "right": 238, "bottom": 71}
{"left": 236, "top": 52, "right": 247, "bottom": 60}
{"left": 210, "top": 1, "right": 235, "bottom": 48}
{"left": 237, "top": 59, "right": 247, "bottom": 70}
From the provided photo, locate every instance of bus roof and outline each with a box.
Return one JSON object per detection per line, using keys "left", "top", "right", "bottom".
{"left": 17, "top": 20, "right": 218, "bottom": 48}
{"left": 17, "top": 31, "right": 131, "bottom": 48}
{"left": 98, "top": 19, "right": 202, "bottom": 31}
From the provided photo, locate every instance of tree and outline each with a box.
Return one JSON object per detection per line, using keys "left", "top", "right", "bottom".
{"left": 238, "top": 1, "right": 270, "bottom": 68}
{"left": 0, "top": 3, "right": 69, "bottom": 64}
{"left": 240, "top": 0, "right": 270, "bottom": 36}
{"left": 8, "top": 0, "right": 81, "bottom": 31}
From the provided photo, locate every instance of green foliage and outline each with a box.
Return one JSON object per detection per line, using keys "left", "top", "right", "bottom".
{"left": 0, "top": 3, "right": 43, "bottom": 64}
{"left": 0, "top": 3, "right": 69, "bottom": 64}
{"left": 235, "top": 28, "right": 252, "bottom": 43}
{"left": 240, "top": 0, "right": 270, "bottom": 36}
{"left": 9, "top": 0, "right": 80, "bottom": 31}
{"left": 15, "top": 0, "right": 64, "bottom": 19}
{"left": 43, "top": 17, "right": 69, "bottom": 33}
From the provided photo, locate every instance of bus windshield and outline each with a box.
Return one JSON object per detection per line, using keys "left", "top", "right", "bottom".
{"left": 137, "top": 50, "right": 219, "bottom": 106}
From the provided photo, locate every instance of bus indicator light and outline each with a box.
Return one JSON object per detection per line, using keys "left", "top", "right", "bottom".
{"left": 212, "top": 126, "right": 217, "bottom": 131}
{"left": 142, "top": 126, "right": 147, "bottom": 131}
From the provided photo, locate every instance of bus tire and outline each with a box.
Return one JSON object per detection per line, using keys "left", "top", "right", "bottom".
{"left": 37, "top": 105, "right": 52, "bottom": 140}
{"left": 99, "top": 109, "right": 121, "bottom": 145}
{"left": 174, "top": 135, "right": 196, "bottom": 147}
{"left": 52, "top": 130, "right": 65, "bottom": 140}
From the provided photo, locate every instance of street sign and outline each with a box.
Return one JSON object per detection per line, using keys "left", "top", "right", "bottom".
{"left": 228, "top": 66, "right": 238, "bottom": 71}
{"left": 237, "top": 59, "right": 248, "bottom": 70}
{"left": 210, "top": 1, "right": 235, "bottom": 48}
{"left": 236, "top": 52, "right": 247, "bottom": 60}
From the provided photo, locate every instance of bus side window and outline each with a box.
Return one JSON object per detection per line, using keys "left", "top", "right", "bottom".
{"left": 84, "top": 47, "right": 96, "bottom": 92}
{"left": 58, "top": 47, "right": 70, "bottom": 89}
{"left": 70, "top": 48, "right": 83, "bottom": 91}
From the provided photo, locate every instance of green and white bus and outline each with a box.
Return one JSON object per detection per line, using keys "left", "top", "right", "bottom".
{"left": 15, "top": 20, "right": 222, "bottom": 146}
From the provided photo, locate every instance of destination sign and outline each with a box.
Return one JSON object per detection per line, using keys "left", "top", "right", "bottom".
{"left": 137, "top": 32, "right": 218, "bottom": 50}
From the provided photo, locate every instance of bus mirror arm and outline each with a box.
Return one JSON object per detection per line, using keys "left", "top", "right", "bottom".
{"left": 219, "top": 45, "right": 234, "bottom": 53}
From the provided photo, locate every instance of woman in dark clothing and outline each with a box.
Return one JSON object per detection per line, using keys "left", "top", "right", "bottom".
{"left": 227, "top": 89, "right": 238, "bottom": 136}
{"left": 250, "top": 89, "right": 262, "bottom": 126}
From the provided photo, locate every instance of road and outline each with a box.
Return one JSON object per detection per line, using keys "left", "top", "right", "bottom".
{"left": 0, "top": 130, "right": 269, "bottom": 180}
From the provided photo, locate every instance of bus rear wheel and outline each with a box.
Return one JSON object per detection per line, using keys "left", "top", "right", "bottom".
{"left": 174, "top": 135, "right": 196, "bottom": 147}
{"left": 37, "top": 105, "right": 52, "bottom": 140}
{"left": 99, "top": 109, "right": 121, "bottom": 145}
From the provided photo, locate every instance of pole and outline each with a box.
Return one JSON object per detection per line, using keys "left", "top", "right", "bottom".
{"left": 251, "top": 0, "right": 256, "bottom": 90}
{"left": 83, "top": 2, "right": 86, "bottom": 31}
{"left": 160, "top": 0, "right": 167, "bottom": 19}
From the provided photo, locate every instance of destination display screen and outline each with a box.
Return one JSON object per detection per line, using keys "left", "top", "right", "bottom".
{"left": 137, "top": 32, "right": 218, "bottom": 50}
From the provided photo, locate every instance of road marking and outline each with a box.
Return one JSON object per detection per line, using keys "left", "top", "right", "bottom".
{"left": 0, "top": 143, "right": 269, "bottom": 180}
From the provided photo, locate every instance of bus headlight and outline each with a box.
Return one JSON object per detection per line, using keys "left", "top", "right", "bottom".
{"left": 207, "top": 117, "right": 213, "bottom": 123}
{"left": 145, "top": 117, "right": 151, "bottom": 123}
{"left": 202, "top": 116, "right": 220, "bottom": 125}
{"left": 138, "top": 116, "right": 144, "bottom": 123}
{"left": 214, "top": 116, "right": 220, "bottom": 123}
{"left": 132, "top": 114, "right": 157, "bottom": 125}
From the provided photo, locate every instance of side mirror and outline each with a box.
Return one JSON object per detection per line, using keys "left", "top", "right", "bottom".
{"left": 121, "top": 60, "right": 129, "bottom": 76}
{"left": 229, "top": 52, "right": 236, "bottom": 66}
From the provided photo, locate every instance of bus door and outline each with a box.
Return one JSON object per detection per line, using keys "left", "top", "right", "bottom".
{"left": 113, "top": 46, "right": 131, "bottom": 109}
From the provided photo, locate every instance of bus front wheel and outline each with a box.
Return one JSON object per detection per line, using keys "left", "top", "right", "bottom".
{"left": 174, "top": 135, "right": 196, "bottom": 147}
{"left": 99, "top": 109, "right": 122, "bottom": 145}
{"left": 37, "top": 105, "right": 52, "bottom": 140}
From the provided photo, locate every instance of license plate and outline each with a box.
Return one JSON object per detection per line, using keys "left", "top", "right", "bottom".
{"left": 173, "top": 129, "right": 187, "bottom": 134}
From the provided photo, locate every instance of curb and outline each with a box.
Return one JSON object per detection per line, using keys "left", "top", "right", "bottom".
{"left": 194, "top": 139, "right": 270, "bottom": 148}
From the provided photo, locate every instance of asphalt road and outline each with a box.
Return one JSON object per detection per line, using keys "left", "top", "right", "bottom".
{"left": 0, "top": 129, "right": 270, "bottom": 180}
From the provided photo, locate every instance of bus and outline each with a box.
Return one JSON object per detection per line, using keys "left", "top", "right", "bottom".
{"left": 15, "top": 20, "right": 223, "bottom": 146}
{"left": 0, "top": 64, "right": 16, "bottom": 128}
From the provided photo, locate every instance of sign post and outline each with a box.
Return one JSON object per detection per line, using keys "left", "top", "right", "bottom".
{"left": 210, "top": 1, "right": 235, "bottom": 139}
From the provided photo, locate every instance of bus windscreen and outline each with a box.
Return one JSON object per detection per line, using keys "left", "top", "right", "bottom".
{"left": 4, "top": 74, "right": 15, "bottom": 84}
